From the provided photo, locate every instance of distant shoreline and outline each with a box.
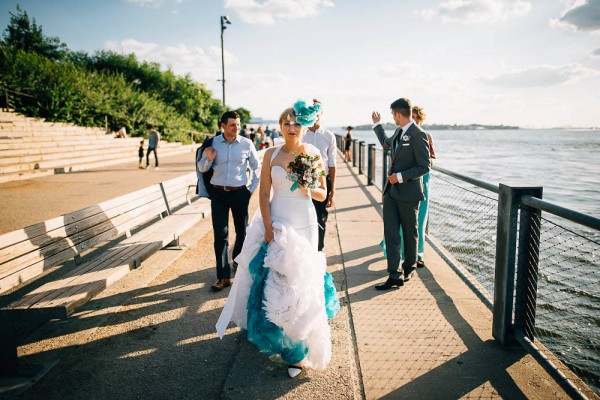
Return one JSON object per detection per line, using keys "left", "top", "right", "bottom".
{"left": 351, "top": 123, "right": 519, "bottom": 130}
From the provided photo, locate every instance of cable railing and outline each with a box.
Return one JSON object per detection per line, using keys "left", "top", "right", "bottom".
{"left": 335, "top": 133, "right": 599, "bottom": 398}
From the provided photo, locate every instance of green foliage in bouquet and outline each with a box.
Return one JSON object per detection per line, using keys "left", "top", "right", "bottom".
{"left": 286, "top": 153, "right": 326, "bottom": 192}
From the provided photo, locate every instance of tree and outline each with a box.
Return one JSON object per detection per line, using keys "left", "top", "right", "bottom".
{"left": 234, "top": 107, "right": 252, "bottom": 125}
{"left": 0, "top": 5, "right": 68, "bottom": 60}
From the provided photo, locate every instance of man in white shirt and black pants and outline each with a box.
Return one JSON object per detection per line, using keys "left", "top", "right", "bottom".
{"left": 303, "top": 99, "right": 337, "bottom": 252}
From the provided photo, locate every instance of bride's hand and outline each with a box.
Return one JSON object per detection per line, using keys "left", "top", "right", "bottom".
{"left": 264, "top": 225, "right": 274, "bottom": 244}
{"left": 297, "top": 184, "right": 309, "bottom": 197}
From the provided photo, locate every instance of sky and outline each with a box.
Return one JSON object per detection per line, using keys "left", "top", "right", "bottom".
{"left": 1, "top": 0, "right": 599, "bottom": 129}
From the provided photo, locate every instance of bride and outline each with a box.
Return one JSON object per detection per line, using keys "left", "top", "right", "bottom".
{"left": 216, "top": 100, "right": 340, "bottom": 378}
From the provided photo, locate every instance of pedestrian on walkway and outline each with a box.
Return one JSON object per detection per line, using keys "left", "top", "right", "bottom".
{"left": 138, "top": 140, "right": 145, "bottom": 169}
{"left": 303, "top": 99, "right": 337, "bottom": 252}
{"left": 271, "top": 127, "right": 280, "bottom": 146}
{"left": 146, "top": 124, "right": 160, "bottom": 169}
{"left": 380, "top": 106, "right": 436, "bottom": 269}
{"left": 372, "top": 98, "right": 430, "bottom": 290}
{"left": 198, "top": 111, "right": 260, "bottom": 291}
{"left": 344, "top": 126, "right": 353, "bottom": 162}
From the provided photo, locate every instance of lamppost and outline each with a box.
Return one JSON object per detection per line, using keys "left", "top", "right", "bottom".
{"left": 220, "top": 15, "right": 231, "bottom": 106}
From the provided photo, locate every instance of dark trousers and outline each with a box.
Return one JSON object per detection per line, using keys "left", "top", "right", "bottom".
{"left": 312, "top": 175, "right": 331, "bottom": 252}
{"left": 382, "top": 193, "right": 419, "bottom": 280}
{"left": 211, "top": 188, "right": 251, "bottom": 279}
{"left": 146, "top": 147, "right": 158, "bottom": 167}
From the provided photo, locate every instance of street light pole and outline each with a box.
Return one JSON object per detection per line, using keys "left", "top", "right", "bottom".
{"left": 220, "top": 16, "right": 231, "bottom": 106}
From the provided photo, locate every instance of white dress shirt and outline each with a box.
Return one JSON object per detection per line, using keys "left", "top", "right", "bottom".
{"left": 302, "top": 126, "right": 337, "bottom": 175}
{"left": 198, "top": 134, "right": 260, "bottom": 192}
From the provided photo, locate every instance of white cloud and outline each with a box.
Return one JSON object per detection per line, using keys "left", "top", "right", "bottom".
{"left": 223, "top": 0, "right": 334, "bottom": 25}
{"left": 592, "top": 47, "right": 600, "bottom": 57}
{"left": 419, "top": 0, "right": 531, "bottom": 24}
{"left": 104, "top": 39, "right": 235, "bottom": 90}
{"left": 550, "top": 0, "right": 600, "bottom": 32}
{"left": 480, "top": 64, "right": 599, "bottom": 87}
{"left": 126, "top": 0, "right": 164, "bottom": 7}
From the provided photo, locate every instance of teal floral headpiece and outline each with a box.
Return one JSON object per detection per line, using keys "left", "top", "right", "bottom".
{"left": 293, "top": 100, "right": 321, "bottom": 127}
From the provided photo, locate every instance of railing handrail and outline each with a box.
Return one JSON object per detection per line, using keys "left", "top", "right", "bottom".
{"left": 521, "top": 195, "right": 600, "bottom": 231}
{"left": 0, "top": 83, "right": 37, "bottom": 99}
{"left": 431, "top": 162, "right": 599, "bottom": 232}
{"left": 433, "top": 165, "right": 499, "bottom": 194}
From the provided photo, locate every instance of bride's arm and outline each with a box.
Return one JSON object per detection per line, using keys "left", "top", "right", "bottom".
{"left": 260, "top": 148, "right": 274, "bottom": 243}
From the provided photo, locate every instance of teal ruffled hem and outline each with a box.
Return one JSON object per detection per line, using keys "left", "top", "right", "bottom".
{"left": 246, "top": 242, "right": 340, "bottom": 365}
{"left": 324, "top": 272, "right": 340, "bottom": 319}
{"left": 246, "top": 242, "right": 307, "bottom": 365}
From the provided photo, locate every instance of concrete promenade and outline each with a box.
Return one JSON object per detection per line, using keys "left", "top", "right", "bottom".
{"left": 1, "top": 150, "right": 590, "bottom": 399}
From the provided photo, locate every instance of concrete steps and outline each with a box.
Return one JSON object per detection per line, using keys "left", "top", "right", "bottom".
{"left": 0, "top": 144, "right": 195, "bottom": 183}
{"left": 0, "top": 110, "right": 199, "bottom": 183}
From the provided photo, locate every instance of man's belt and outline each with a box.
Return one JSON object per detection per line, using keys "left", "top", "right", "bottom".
{"left": 213, "top": 185, "right": 246, "bottom": 191}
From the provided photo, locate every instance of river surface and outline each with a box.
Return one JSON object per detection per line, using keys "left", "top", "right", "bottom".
{"left": 347, "top": 128, "right": 600, "bottom": 217}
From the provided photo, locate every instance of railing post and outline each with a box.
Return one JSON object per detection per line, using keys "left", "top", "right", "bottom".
{"left": 352, "top": 139, "right": 357, "bottom": 167}
{"left": 367, "top": 144, "right": 375, "bottom": 185}
{"left": 492, "top": 184, "right": 544, "bottom": 347}
{"left": 514, "top": 189, "right": 543, "bottom": 341}
{"left": 358, "top": 141, "right": 365, "bottom": 175}
{"left": 382, "top": 149, "right": 389, "bottom": 189}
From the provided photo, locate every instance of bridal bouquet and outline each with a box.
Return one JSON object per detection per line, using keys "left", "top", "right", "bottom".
{"left": 287, "top": 153, "right": 326, "bottom": 191}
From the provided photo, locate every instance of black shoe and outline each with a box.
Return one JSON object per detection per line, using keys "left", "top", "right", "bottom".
{"left": 403, "top": 266, "right": 417, "bottom": 282}
{"left": 417, "top": 260, "right": 426, "bottom": 268}
{"left": 375, "top": 277, "right": 404, "bottom": 290}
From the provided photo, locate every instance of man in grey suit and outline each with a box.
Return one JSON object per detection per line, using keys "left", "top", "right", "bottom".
{"left": 372, "top": 98, "right": 430, "bottom": 290}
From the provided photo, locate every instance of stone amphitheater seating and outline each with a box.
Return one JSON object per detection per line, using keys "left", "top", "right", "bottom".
{"left": 0, "top": 110, "right": 197, "bottom": 183}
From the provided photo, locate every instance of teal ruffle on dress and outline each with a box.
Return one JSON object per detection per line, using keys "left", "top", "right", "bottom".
{"left": 246, "top": 242, "right": 340, "bottom": 365}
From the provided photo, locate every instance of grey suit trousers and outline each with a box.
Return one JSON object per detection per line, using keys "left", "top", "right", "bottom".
{"left": 383, "top": 192, "right": 419, "bottom": 279}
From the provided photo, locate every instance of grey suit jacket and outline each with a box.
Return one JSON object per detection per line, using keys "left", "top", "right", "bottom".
{"left": 374, "top": 123, "right": 430, "bottom": 201}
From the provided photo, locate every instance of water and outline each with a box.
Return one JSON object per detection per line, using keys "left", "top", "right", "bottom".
{"left": 341, "top": 128, "right": 600, "bottom": 391}
{"left": 346, "top": 128, "right": 600, "bottom": 217}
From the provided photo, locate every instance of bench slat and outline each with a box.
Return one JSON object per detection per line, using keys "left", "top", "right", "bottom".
{"left": 0, "top": 196, "right": 167, "bottom": 283}
{"left": 0, "top": 198, "right": 169, "bottom": 293}
{"left": 4, "top": 199, "right": 208, "bottom": 315}
{"left": 6, "top": 226, "right": 163, "bottom": 309}
{"left": 0, "top": 185, "right": 162, "bottom": 252}
{"left": 0, "top": 187, "right": 164, "bottom": 262}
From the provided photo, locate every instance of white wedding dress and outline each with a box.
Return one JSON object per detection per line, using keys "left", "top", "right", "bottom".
{"left": 216, "top": 144, "right": 339, "bottom": 370}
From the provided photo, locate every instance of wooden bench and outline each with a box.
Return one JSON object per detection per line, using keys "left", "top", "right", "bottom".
{"left": 0, "top": 172, "right": 210, "bottom": 376}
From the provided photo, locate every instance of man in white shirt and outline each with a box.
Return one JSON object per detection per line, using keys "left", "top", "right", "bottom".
{"left": 199, "top": 111, "right": 260, "bottom": 291}
{"left": 302, "top": 99, "right": 337, "bottom": 252}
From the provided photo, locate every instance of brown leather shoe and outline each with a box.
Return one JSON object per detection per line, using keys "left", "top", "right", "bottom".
{"left": 211, "top": 278, "right": 233, "bottom": 291}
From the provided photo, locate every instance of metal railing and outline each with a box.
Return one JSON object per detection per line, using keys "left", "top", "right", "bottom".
{"left": 335, "top": 134, "right": 599, "bottom": 398}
